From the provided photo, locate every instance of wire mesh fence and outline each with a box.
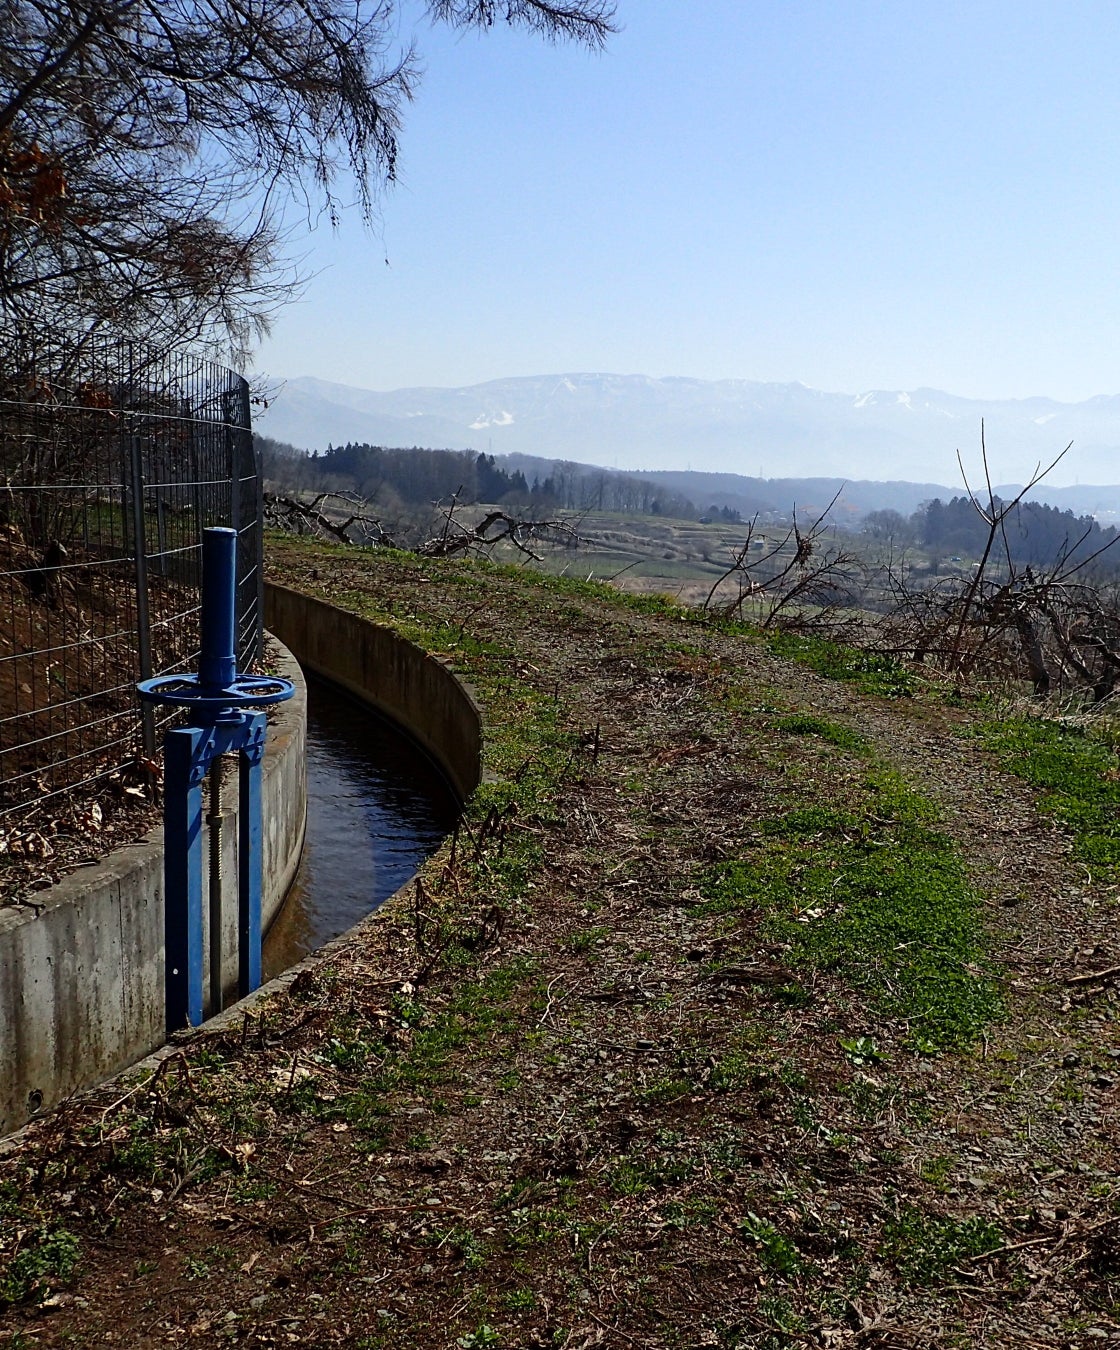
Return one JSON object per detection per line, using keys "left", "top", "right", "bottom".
{"left": 0, "top": 333, "right": 262, "bottom": 820}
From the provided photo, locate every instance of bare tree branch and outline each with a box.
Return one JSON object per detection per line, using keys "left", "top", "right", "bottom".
{"left": 882, "top": 429, "right": 1120, "bottom": 701}
{"left": 0, "top": 0, "right": 617, "bottom": 355}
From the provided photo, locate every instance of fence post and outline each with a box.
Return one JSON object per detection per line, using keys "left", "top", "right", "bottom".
{"left": 226, "top": 386, "right": 247, "bottom": 666}
{"left": 246, "top": 382, "right": 264, "bottom": 670}
{"left": 254, "top": 445, "right": 264, "bottom": 667}
{"left": 229, "top": 410, "right": 241, "bottom": 539}
{"left": 154, "top": 495, "right": 167, "bottom": 579}
{"left": 128, "top": 431, "right": 156, "bottom": 761}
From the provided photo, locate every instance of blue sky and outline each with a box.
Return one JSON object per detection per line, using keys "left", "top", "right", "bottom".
{"left": 256, "top": 1, "right": 1120, "bottom": 404}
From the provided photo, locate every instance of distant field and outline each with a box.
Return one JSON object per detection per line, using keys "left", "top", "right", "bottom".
{"left": 502, "top": 508, "right": 985, "bottom": 612}
{"left": 516, "top": 510, "right": 757, "bottom": 587}
{"left": 494, "top": 508, "right": 861, "bottom": 606}
{"left": 291, "top": 491, "right": 968, "bottom": 609}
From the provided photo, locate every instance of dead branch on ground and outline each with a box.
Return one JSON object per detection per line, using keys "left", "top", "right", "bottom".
{"left": 263, "top": 491, "right": 400, "bottom": 548}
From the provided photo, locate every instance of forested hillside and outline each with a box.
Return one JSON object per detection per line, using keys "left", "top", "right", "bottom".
{"left": 256, "top": 436, "right": 724, "bottom": 521}
{"left": 865, "top": 495, "right": 1120, "bottom": 570}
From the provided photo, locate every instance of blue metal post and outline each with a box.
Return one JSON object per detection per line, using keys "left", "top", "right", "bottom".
{"left": 199, "top": 526, "right": 238, "bottom": 690}
{"left": 138, "top": 526, "right": 295, "bottom": 1036}
{"left": 164, "top": 727, "right": 206, "bottom": 1030}
{"left": 238, "top": 712, "right": 267, "bottom": 997}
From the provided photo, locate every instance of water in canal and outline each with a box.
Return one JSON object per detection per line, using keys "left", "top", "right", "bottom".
{"left": 262, "top": 673, "right": 460, "bottom": 979}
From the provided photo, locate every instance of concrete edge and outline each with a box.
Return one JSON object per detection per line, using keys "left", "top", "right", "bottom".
{"left": 264, "top": 583, "right": 483, "bottom": 802}
{"left": 0, "top": 864, "right": 414, "bottom": 1158}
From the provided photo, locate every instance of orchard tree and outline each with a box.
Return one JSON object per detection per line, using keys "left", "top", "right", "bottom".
{"left": 0, "top": 0, "right": 616, "bottom": 357}
{"left": 862, "top": 509, "right": 912, "bottom": 544}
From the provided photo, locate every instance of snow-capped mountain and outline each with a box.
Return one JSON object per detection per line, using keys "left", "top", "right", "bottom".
{"left": 257, "top": 372, "right": 1120, "bottom": 491}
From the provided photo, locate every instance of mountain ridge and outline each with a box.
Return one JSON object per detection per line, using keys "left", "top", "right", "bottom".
{"left": 257, "top": 371, "right": 1120, "bottom": 503}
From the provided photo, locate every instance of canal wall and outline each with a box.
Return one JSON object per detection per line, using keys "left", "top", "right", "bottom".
{"left": 0, "top": 586, "right": 484, "bottom": 1140}
{"left": 5, "top": 583, "right": 490, "bottom": 1148}
{"left": 263, "top": 583, "right": 483, "bottom": 802}
{"left": 0, "top": 641, "right": 307, "bottom": 1138}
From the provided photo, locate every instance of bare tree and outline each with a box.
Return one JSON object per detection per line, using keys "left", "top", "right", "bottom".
{"left": 0, "top": 0, "right": 617, "bottom": 357}
{"left": 881, "top": 426, "right": 1120, "bottom": 701}
{"left": 703, "top": 487, "right": 865, "bottom": 631}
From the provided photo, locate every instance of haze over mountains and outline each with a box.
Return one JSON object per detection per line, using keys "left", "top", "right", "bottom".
{"left": 259, "top": 372, "right": 1120, "bottom": 518}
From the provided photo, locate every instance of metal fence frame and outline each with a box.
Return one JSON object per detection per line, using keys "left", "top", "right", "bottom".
{"left": 0, "top": 333, "right": 262, "bottom": 820}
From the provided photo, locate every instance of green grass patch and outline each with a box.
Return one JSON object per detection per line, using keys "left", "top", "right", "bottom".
{"left": 0, "top": 1226, "right": 81, "bottom": 1307}
{"left": 607, "top": 1142, "right": 698, "bottom": 1196}
{"left": 879, "top": 1207, "right": 1001, "bottom": 1286}
{"left": 773, "top": 713, "right": 870, "bottom": 754}
{"left": 700, "top": 770, "right": 998, "bottom": 1049}
{"left": 739, "top": 1213, "right": 805, "bottom": 1276}
{"left": 509, "top": 567, "right": 691, "bottom": 620}
{"left": 360, "top": 956, "right": 538, "bottom": 1102}
{"left": 978, "top": 716, "right": 1120, "bottom": 871}
{"left": 564, "top": 924, "right": 610, "bottom": 952}
{"left": 760, "top": 805, "right": 863, "bottom": 839}
{"left": 767, "top": 632, "right": 915, "bottom": 698}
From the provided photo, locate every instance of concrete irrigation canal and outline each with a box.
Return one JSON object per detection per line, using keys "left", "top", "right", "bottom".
{"left": 263, "top": 673, "right": 460, "bottom": 980}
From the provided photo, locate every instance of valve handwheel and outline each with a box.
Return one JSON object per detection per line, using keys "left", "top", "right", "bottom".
{"left": 137, "top": 672, "right": 296, "bottom": 713}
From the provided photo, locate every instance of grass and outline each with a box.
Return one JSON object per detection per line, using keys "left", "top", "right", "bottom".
{"left": 978, "top": 715, "right": 1120, "bottom": 871}
{"left": 607, "top": 1142, "right": 699, "bottom": 1196}
{"left": 454, "top": 564, "right": 996, "bottom": 1058}
{"left": 701, "top": 725, "right": 999, "bottom": 1050}
{"left": 0, "top": 1227, "right": 81, "bottom": 1307}
{"left": 4, "top": 535, "right": 1080, "bottom": 1343}
{"left": 2, "top": 538, "right": 723, "bottom": 1310}
{"left": 879, "top": 1207, "right": 1001, "bottom": 1286}
{"left": 738, "top": 1213, "right": 805, "bottom": 1276}
{"left": 773, "top": 713, "right": 870, "bottom": 754}
{"left": 766, "top": 631, "right": 916, "bottom": 698}
{"left": 332, "top": 955, "right": 539, "bottom": 1116}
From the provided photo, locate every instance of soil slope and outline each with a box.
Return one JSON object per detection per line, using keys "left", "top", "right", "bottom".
{"left": 1, "top": 538, "right": 1118, "bottom": 1349}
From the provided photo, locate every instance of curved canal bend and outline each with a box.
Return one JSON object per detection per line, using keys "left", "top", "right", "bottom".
{"left": 262, "top": 672, "right": 460, "bottom": 980}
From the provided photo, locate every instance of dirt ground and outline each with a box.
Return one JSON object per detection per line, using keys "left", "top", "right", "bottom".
{"left": 1, "top": 538, "right": 1118, "bottom": 1349}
